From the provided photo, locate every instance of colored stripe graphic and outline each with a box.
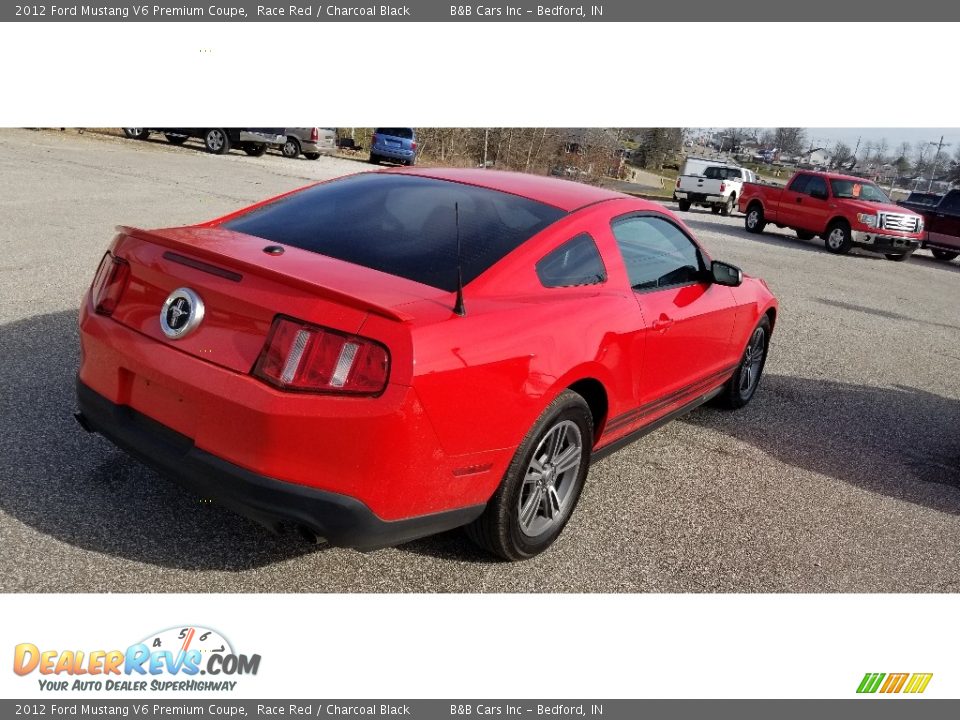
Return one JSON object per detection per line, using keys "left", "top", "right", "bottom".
{"left": 904, "top": 674, "right": 933, "bottom": 694}
{"left": 857, "top": 672, "right": 932, "bottom": 694}
{"left": 857, "top": 673, "right": 885, "bottom": 694}
{"left": 880, "top": 673, "right": 908, "bottom": 693}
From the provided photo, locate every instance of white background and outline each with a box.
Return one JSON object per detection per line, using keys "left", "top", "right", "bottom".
{"left": 1, "top": 20, "right": 959, "bottom": 701}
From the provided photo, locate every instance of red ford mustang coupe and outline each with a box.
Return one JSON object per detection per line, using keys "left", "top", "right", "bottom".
{"left": 76, "top": 168, "right": 778, "bottom": 560}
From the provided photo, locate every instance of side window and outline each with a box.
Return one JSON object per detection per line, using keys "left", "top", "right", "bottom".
{"left": 806, "top": 176, "right": 827, "bottom": 198}
{"left": 788, "top": 174, "right": 810, "bottom": 193}
{"left": 536, "top": 233, "right": 607, "bottom": 288}
{"left": 941, "top": 191, "right": 960, "bottom": 213}
{"left": 611, "top": 215, "right": 705, "bottom": 292}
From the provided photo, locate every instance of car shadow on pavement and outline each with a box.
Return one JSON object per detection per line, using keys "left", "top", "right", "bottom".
{"left": 0, "top": 310, "right": 319, "bottom": 572}
{"left": 683, "top": 374, "right": 960, "bottom": 513}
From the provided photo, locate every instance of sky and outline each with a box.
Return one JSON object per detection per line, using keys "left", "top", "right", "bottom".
{"left": 807, "top": 128, "right": 960, "bottom": 153}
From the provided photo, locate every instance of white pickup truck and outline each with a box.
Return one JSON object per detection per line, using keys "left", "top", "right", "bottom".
{"left": 674, "top": 165, "right": 757, "bottom": 216}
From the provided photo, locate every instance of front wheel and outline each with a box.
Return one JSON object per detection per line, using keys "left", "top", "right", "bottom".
{"left": 465, "top": 390, "right": 593, "bottom": 561}
{"left": 204, "top": 128, "right": 231, "bottom": 154}
{"left": 720, "top": 196, "right": 734, "bottom": 216}
{"left": 716, "top": 316, "right": 771, "bottom": 410}
{"left": 931, "top": 249, "right": 959, "bottom": 262}
{"left": 677, "top": 199, "right": 691, "bottom": 211}
{"left": 824, "top": 221, "right": 853, "bottom": 254}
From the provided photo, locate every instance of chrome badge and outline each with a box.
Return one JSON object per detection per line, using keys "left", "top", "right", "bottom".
{"left": 160, "top": 287, "right": 204, "bottom": 339}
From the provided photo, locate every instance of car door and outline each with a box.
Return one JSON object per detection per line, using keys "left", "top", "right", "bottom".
{"left": 793, "top": 174, "right": 831, "bottom": 232}
{"left": 610, "top": 213, "right": 739, "bottom": 418}
{"left": 777, "top": 173, "right": 811, "bottom": 227}
{"left": 929, "top": 191, "right": 960, "bottom": 250}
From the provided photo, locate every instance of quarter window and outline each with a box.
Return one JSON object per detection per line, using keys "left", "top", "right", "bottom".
{"left": 536, "top": 234, "right": 606, "bottom": 288}
{"left": 611, "top": 215, "right": 705, "bottom": 292}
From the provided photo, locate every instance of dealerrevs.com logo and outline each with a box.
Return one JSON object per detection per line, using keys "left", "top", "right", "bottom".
{"left": 13, "top": 626, "right": 261, "bottom": 692}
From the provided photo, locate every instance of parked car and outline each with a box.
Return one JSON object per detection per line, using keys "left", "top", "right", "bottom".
{"left": 75, "top": 168, "right": 778, "bottom": 560}
{"left": 739, "top": 171, "right": 924, "bottom": 261}
{"left": 282, "top": 128, "right": 337, "bottom": 160}
{"left": 121, "top": 128, "right": 286, "bottom": 156}
{"left": 369, "top": 128, "right": 417, "bottom": 166}
{"left": 675, "top": 165, "right": 757, "bottom": 215}
{"left": 899, "top": 189, "right": 960, "bottom": 263}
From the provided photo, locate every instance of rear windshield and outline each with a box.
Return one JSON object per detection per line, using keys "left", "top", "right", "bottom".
{"left": 222, "top": 173, "right": 566, "bottom": 291}
{"left": 703, "top": 166, "right": 741, "bottom": 180}
{"left": 375, "top": 128, "right": 414, "bottom": 139}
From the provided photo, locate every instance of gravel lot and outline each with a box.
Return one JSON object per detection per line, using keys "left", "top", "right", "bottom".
{"left": 2, "top": 128, "right": 959, "bottom": 593}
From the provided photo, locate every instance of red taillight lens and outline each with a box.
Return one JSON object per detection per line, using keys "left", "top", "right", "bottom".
{"left": 720, "top": 181, "right": 726, "bottom": 192}
{"left": 371, "top": 133, "right": 378, "bottom": 146}
{"left": 90, "top": 252, "right": 130, "bottom": 316}
{"left": 310, "top": 127, "right": 319, "bottom": 142}
{"left": 410, "top": 141, "right": 417, "bottom": 151}
{"left": 253, "top": 316, "right": 390, "bottom": 395}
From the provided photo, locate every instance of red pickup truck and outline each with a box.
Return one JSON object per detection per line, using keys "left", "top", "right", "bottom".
{"left": 738, "top": 171, "right": 924, "bottom": 261}
{"left": 899, "top": 189, "right": 960, "bottom": 263}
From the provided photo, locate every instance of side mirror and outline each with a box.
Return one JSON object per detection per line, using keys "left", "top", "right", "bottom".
{"left": 711, "top": 260, "right": 743, "bottom": 287}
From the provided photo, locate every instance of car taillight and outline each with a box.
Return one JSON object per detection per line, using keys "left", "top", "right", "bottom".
{"left": 371, "top": 133, "right": 378, "bottom": 146}
{"left": 310, "top": 127, "right": 319, "bottom": 142}
{"left": 253, "top": 316, "right": 390, "bottom": 395}
{"left": 410, "top": 141, "right": 417, "bottom": 151}
{"left": 676, "top": 178, "right": 681, "bottom": 188}
{"left": 720, "top": 182, "right": 726, "bottom": 192}
{"left": 90, "top": 252, "right": 130, "bottom": 316}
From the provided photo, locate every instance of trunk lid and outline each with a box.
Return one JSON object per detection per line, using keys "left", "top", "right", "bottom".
{"left": 109, "top": 226, "right": 438, "bottom": 376}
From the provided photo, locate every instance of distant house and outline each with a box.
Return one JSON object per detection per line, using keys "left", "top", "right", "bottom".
{"left": 801, "top": 149, "right": 831, "bottom": 168}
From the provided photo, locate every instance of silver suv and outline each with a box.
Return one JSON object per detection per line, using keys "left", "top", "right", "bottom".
{"left": 282, "top": 128, "right": 337, "bottom": 160}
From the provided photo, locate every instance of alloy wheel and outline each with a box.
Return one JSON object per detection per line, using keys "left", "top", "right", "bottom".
{"left": 739, "top": 326, "right": 766, "bottom": 399}
{"left": 517, "top": 420, "right": 583, "bottom": 538}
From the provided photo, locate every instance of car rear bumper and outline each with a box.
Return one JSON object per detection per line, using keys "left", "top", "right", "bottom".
{"left": 372, "top": 144, "right": 415, "bottom": 161}
{"left": 301, "top": 140, "right": 336, "bottom": 155}
{"left": 75, "top": 380, "right": 483, "bottom": 550}
{"left": 676, "top": 191, "right": 724, "bottom": 204}
{"left": 851, "top": 230, "right": 922, "bottom": 251}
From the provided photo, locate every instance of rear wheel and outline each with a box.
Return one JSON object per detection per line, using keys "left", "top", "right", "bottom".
{"left": 745, "top": 204, "right": 766, "bottom": 234}
{"left": 931, "top": 249, "right": 959, "bottom": 262}
{"left": 716, "top": 316, "right": 771, "bottom": 410}
{"left": 465, "top": 390, "right": 592, "bottom": 561}
{"left": 720, "top": 195, "right": 734, "bottom": 216}
{"left": 677, "top": 199, "right": 691, "bottom": 211}
{"left": 711, "top": 206, "right": 721, "bottom": 215}
{"left": 164, "top": 133, "right": 188, "bottom": 145}
{"left": 824, "top": 221, "right": 853, "bottom": 254}
{"left": 204, "top": 128, "right": 231, "bottom": 154}
{"left": 304, "top": 153, "right": 321, "bottom": 160}
{"left": 282, "top": 137, "right": 301, "bottom": 159}
{"left": 884, "top": 251, "right": 913, "bottom": 262}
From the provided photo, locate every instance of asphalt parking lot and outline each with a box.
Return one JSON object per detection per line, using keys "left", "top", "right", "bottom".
{"left": 2, "top": 128, "right": 959, "bottom": 593}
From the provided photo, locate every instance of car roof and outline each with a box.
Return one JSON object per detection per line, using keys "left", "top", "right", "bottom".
{"left": 795, "top": 169, "right": 879, "bottom": 184}
{"left": 385, "top": 167, "right": 628, "bottom": 212}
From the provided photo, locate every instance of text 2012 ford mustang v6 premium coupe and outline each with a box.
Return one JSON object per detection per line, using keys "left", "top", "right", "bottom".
{"left": 76, "top": 168, "right": 778, "bottom": 560}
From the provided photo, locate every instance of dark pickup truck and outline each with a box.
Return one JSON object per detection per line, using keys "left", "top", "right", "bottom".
{"left": 899, "top": 189, "right": 960, "bottom": 263}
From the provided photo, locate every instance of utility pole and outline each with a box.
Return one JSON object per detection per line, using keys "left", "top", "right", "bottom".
{"left": 927, "top": 135, "right": 949, "bottom": 192}
{"left": 482, "top": 128, "right": 489, "bottom": 168}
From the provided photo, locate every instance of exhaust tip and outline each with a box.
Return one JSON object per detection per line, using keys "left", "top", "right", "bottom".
{"left": 296, "top": 525, "right": 327, "bottom": 546}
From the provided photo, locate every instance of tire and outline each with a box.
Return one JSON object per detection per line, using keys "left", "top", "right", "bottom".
{"left": 716, "top": 316, "right": 771, "bottom": 410}
{"left": 369, "top": 153, "right": 380, "bottom": 164}
{"left": 796, "top": 230, "right": 814, "bottom": 240}
{"left": 282, "top": 137, "right": 301, "bottom": 159}
{"left": 931, "top": 249, "right": 959, "bottom": 262}
{"left": 677, "top": 199, "right": 691, "bottom": 211}
{"left": 711, "top": 206, "right": 721, "bottom": 215}
{"left": 720, "top": 195, "right": 734, "bottom": 216}
{"left": 203, "top": 128, "right": 231, "bottom": 155}
{"left": 465, "top": 390, "right": 593, "bottom": 561}
{"left": 884, "top": 251, "right": 914, "bottom": 262}
{"left": 243, "top": 143, "right": 267, "bottom": 157}
{"left": 824, "top": 220, "right": 853, "bottom": 254}
{"left": 304, "top": 153, "right": 321, "bottom": 160}
{"left": 745, "top": 204, "right": 766, "bottom": 234}
{"left": 164, "top": 133, "right": 188, "bottom": 145}
{"left": 122, "top": 128, "right": 149, "bottom": 140}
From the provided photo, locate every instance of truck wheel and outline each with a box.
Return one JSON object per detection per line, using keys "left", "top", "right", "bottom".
{"left": 796, "top": 230, "right": 814, "bottom": 240}
{"left": 243, "top": 143, "right": 267, "bottom": 157}
{"left": 304, "top": 153, "right": 321, "bottom": 160}
{"left": 465, "top": 390, "right": 592, "bottom": 561}
{"left": 884, "top": 251, "right": 914, "bottom": 262}
{"left": 122, "top": 128, "right": 149, "bottom": 140}
{"left": 677, "top": 199, "right": 691, "bottom": 211}
{"left": 931, "top": 249, "right": 959, "bottom": 262}
{"left": 164, "top": 133, "right": 188, "bottom": 145}
{"left": 745, "top": 204, "right": 766, "bottom": 234}
{"left": 711, "top": 206, "right": 721, "bottom": 215}
{"left": 720, "top": 196, "right": 734, "bottom": 216}
{"left": 203, "top": 128, "right": 231, "bottom": 154}
{"left": 824, "top": 221, "right": 853, "bottom": 254}
{"left": 282, "top": 137, "right": 301, "bottom": 159}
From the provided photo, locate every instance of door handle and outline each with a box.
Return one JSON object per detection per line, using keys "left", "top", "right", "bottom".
{"left": 652, "top": 315, "right": 675, "bottom": 332}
